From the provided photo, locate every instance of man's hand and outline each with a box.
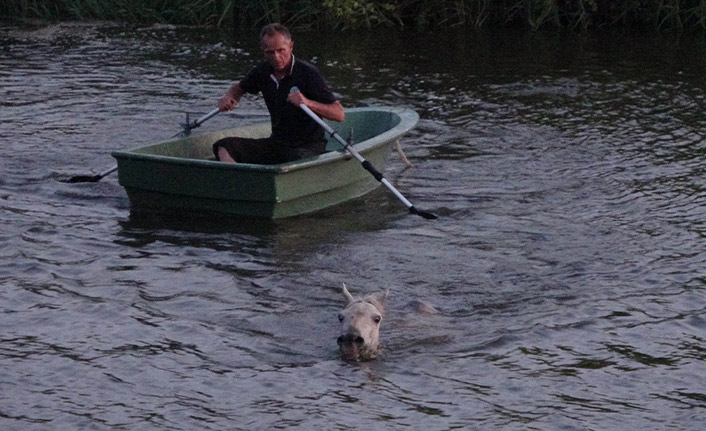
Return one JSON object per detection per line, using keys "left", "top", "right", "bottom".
{"left": 218, "top": 95, "right": 238, "bottom": 111}
{"left": 218, "top": 83, "right": 244, "bottom": 111}
{"left": 287, "top": 89, "right": 308, "bottom": 107}
{"left": 288, "top": 89, "right": 344, "bottom": 122}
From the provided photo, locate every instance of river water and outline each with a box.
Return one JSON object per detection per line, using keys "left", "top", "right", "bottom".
{"left": 2, "top": 21, "right": 706, "bottom": 430}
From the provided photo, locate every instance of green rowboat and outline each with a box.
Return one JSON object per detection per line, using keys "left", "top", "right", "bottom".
{"left": 111, "top": 107, "right": 419, "bottom": 219}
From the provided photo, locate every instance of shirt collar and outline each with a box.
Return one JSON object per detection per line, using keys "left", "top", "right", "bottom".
{"left": 269, "top": 54, "right": 295, "bottom": 89}
{"left": 288, "top": 54, "right": 296, "bottom": 75}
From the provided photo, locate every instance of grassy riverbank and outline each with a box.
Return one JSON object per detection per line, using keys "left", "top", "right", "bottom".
{"left": 3, "top": 0, "right": 706, "bottom": 30}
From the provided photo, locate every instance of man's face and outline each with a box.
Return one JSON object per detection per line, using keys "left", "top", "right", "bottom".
{"left": 261, "top": 32, "right": 293, "bottom": 73}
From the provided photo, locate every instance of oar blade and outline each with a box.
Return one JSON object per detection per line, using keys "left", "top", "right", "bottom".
{"left": 64, "top": 174, "right": 104, "bottom": 183}
{"left": 409, "top": 206, "right": 438, "bottom": 220}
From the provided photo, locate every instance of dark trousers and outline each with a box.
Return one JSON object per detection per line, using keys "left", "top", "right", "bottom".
{"left": 212, "top": 136, "right": 326, "bottom": 164}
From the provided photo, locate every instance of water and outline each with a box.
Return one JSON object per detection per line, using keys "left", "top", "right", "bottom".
{"left": 2, "top": 22, "right": 706, "bottom": 430}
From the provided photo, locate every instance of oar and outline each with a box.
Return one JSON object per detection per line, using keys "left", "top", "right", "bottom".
{"left": 65, "top": 108, "right": 220, "bottom": 183}
{"left": 291, "top": 87, "right": 436, "bottom": 220}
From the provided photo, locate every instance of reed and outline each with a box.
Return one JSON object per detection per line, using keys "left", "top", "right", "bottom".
{"left": 2, "top": 0, "right": 706, "bottom": 30}
{"left": 1, "top": 0, "right": 233, "bottom": 25}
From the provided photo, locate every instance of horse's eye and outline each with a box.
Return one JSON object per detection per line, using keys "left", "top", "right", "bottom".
{"left": 373, "top": 316, "right": 381, "bottom": 324}
{"left": 338, "top": 314, "right": 344, "bottom": 322}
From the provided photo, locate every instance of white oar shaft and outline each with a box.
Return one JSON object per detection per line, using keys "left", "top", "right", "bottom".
{"left": 299, "top": 103, "right": 413, "bottom": 208}
{"left": 292, "top": 86, "right": 436, "bottom": 219}
{"left": 299, "top": 104, "right": 362, "bottom": 161}
{"left": 68, "top": 108, "right": 220, "bottom": 183}
{"left": 99, "top": 165, "right": 118, "bottom": 177}
{"left": 381, "top": 178, "right": 414, "bottom": 207}
{"left": 196, "top": 108, "right": 220, "bottom": 126}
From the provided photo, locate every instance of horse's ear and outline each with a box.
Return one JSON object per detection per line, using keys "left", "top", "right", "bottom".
{"left": 370, "top": 289, "right": 390, "bottom": 314}
{"left": 342, "top": 283, "right": 355, "bottom": 304}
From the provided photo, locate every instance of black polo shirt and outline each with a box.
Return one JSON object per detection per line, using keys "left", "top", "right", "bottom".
{"left": 239, "top": 55, "right": 337, "bottom": 148}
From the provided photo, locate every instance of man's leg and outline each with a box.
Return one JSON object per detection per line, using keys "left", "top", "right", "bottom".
{"left": 213, "top": 136, "right": 283, "bottom": 164}
{"left": 217, "top": 146, "right": 236, "bottom": 163}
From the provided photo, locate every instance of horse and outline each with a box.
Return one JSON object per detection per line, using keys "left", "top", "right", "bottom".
{"left": 337, "top": 283, "right": 390, "bottom": 361}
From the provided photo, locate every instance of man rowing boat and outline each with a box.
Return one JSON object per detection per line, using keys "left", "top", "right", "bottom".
{"left": 213, "top": 23, "right": 344, "bottom": 164}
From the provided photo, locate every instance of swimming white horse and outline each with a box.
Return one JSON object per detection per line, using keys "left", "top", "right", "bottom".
{"left": 337, "top": 283, "right": 389, "bottom": 361}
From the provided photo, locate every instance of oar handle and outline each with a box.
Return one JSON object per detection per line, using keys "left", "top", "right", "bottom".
{"left": 195, "top": 107, "right": 221, "bottom": 126}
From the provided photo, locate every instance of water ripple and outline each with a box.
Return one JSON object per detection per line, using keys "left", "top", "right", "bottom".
{"left": 2, "top": 23, "right": 706, "bottom": 431}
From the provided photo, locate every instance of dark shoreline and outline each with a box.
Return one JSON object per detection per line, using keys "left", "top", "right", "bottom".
{"left": 2, "top": 0, "right": 706, "bottom": 31}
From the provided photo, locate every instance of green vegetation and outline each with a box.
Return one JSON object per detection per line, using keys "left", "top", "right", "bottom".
{"left": 1, "top": 0, "right": 234, "bottom": 26}
{"left": 3, "top": 0, "right": 706, "bottom": 30}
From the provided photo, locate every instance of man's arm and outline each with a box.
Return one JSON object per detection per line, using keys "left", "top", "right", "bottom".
{"left": 218, "top": 83, "right": 245, "bottom": 111}
{"left": 288, "top": 90, "right": 345, "bottom": 122}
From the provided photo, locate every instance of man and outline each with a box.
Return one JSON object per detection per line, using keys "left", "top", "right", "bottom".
{"left": 213, "top": 23, "right": 344, "bottom": 164}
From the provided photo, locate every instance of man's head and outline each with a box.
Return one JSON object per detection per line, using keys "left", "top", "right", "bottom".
{"left": 260, "top": 23, "right": 293, "bottom": 74}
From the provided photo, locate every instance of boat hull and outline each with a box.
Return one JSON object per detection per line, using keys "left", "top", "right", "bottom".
{"left": 112, "top": 107, "right": 419, "bottom": 218}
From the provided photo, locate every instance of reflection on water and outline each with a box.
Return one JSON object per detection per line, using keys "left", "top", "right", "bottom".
{"left": 2, "top": 22, "right": 706, "bottom": 430}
